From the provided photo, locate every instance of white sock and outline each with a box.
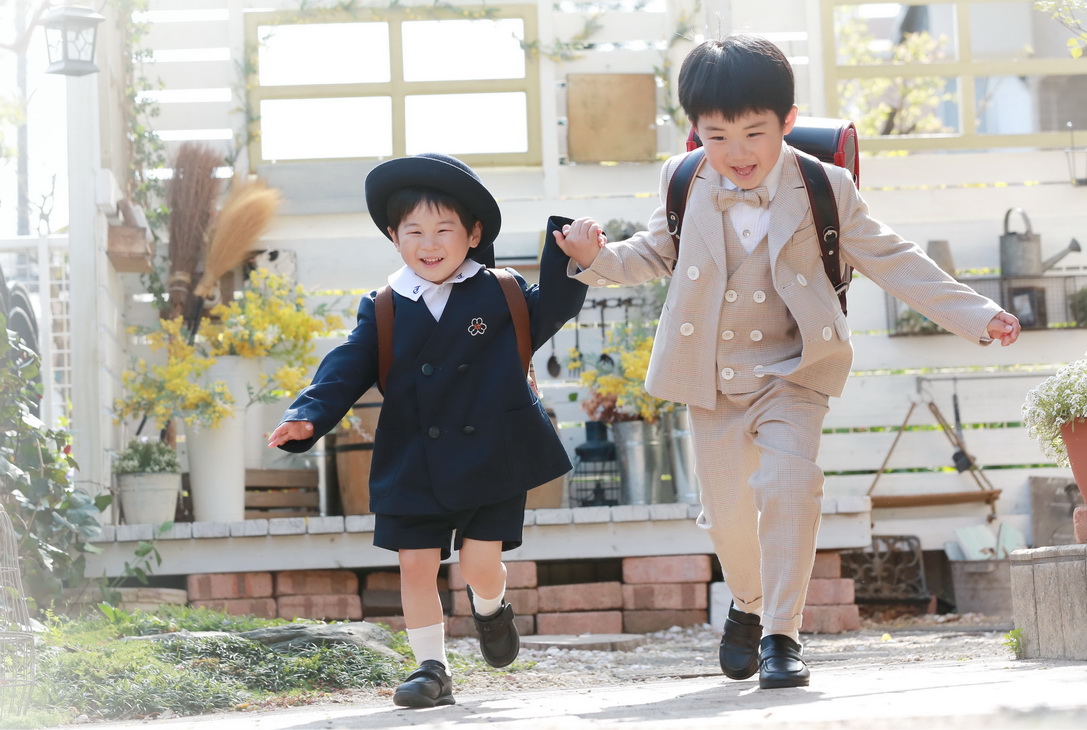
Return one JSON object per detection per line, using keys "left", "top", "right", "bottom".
{"left": 406, "top": 622, "right": 447, "bottom": 669}
{"left": 471, "top": 583, "right": 506, "bottom": 617}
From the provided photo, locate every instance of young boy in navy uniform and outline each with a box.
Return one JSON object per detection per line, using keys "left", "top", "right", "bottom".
{"left": 269, "top": 153, "right": 587, "bottom": 708}
{"left": 555, "top": 35, "right": 1020, "bottom": 690}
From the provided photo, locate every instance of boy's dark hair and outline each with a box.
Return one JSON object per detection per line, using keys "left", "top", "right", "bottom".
{"left": 385, "top": 187, "right": 479, "bottom": 234}
{"left": 677, "top": 35, "right": 795, "bottom": 126}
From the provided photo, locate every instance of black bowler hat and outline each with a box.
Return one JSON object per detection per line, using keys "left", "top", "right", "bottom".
{"left": 365, "top": 152, "right": 501, "bottom": 268}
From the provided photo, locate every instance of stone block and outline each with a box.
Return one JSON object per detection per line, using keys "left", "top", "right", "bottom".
{"left": 275, "top": 569, "right": 359, "bottom": 596}
{"left": 364, "top": 571, "right": 401, "bottom": 591}
{"left": 278, "top": 594, "right": 363, "bottom": 621}
{"left": 1032, "top": 548, "right": 1067, "bottom": 659}
{"left": 536, "top": 610, "right": 622, "bottom": 635}
{"left": 191, "top": 598, "right": 277, "bottom": 619}
{"left": 361, "top": 589, "right": 403, "bottom": 616}
{"left": 344, "top": 514, "right": 376, "bottom": 533}
{"left": 1010, "top": 558, "right": 1039, "bottom": 659}
{"left": 800, "top": 604, "right": 860, "bottom": 634}
{"left": 537, "top": 581, "right": 622, "bottom": 612}
{"left": 622, "top": 583, "right": 707, "bottom": 611}
{"left": 622, "top": 554, "right": 712, "bottom": 584}
{"left": 230, "top": 519, "right": 268, "bottom": 537}
{"left": 369, "top": 615, "right": 407, "bottom": 632}
{"left": 307, "top": 516, "right": 345, "bottom": 534}
{"left": 571, "top": 506, "right": 611, "bottom": 523}
{"left": 623, "top": 609, "right": 707, "bottom": 633}
{"left": 116, "top": 523, "right": 153, "bottom": 542}
{"left": 191, "top": 521, "right": 231, "bottom": 538}
{"left": 1075, "top": 506, "right": 1087, "bottom": 544}
{"left": 187, "top": 572, "right": 274, "bottom": 600}
{"left": 268, "top": 517, "right": 307, "bottom": 535}
{"left": 1057, "top": 545, "right": 1087, "bottom": 660}
{"left": 811, "top": 552, "right": 842, "bottom": 579}
{"left": 648, "top": 503, "right": 690, "bottom": 521}
{"left": 611, "top": 504, "right": 651, "bottom": 522}
{"left": 805, "top": 578, "right": 855, "bottom": 606}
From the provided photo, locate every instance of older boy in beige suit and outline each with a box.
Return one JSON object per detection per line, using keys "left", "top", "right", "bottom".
{"left": 556, "top": 35, "right": 1020, "bottom": 690}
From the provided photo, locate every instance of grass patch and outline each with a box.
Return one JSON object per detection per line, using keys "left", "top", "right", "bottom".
{"left": 7, "top": 604, "right": 410, "bottom": 727}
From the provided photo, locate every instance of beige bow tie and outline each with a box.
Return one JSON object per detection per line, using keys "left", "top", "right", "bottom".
{"left": 711, "top": 185, "right": 770, "bottom": 211}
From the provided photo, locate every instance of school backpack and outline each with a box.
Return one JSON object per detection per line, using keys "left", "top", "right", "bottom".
{"left": 669, "top": 117, "right": 860, "bottom": 315}
{"left": 374, "top": 268, "right": 532, "bottom": 393}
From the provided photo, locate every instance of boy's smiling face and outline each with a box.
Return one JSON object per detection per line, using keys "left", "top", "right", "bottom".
{"left": 695, "top": 106, "right": 798, "bottom": 189}
{"left": 390, "top": 202, "right": 482, "bottom": 284}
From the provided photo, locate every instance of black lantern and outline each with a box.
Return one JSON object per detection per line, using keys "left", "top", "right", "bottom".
{"left": 43, "top": 6, "right": 105, "bottom": 77}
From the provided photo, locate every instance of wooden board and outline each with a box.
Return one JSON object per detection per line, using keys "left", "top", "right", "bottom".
{"left": 567, "top": 74, "right": 657, "bottom": 163}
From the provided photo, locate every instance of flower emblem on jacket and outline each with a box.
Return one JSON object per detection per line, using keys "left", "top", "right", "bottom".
{"left": 468, "top": 317, "right": 487, "bottom": 336}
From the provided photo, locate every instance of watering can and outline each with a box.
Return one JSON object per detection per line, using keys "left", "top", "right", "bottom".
{"left": 999, "top": 208, "right": 1082, "bottom": 276}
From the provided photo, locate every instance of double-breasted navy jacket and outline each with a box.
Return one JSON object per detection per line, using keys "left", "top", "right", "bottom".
{"left": 278, "top": 217, "right": 588, "bottom": 515}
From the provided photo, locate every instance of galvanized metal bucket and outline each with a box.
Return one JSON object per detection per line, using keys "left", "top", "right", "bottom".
{"left": 999, "top": 208, "right": 1043, "bottom": 276}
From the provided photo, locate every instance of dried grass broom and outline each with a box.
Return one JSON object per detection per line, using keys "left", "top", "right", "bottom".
{"left": 166, "top": 143, "right": 222, "bottom": 319}
{"left": 185, "top": 179, "right": 282, "bottom": 342}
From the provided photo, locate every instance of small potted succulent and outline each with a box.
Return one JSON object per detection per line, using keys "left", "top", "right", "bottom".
{"left": 1022, "top": 352, "right": 1087, "bottom": 499}
{"left": 113, "top": 438, "right": 182, "bottom": 525}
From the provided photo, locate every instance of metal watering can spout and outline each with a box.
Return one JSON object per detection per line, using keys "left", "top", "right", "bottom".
{"left": 1041, "top": 238, "right": 1082, "bottom": 272}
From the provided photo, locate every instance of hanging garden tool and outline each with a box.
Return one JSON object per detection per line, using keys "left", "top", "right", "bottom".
{"left": 597, "top": 299, "right": 614, "bottom": 368}
{"left": 950, "top": 379, "right": 974, "bottom": 473}
{"left": 184, "top": 179, "right": 282, "bottom": 344}
{"left": 546, "top": 335, "right": 561, "bottom": 377}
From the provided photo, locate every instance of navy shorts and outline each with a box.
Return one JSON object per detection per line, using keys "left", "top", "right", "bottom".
{"left": 373, "top": 492, "right": 527, "bottom": 561}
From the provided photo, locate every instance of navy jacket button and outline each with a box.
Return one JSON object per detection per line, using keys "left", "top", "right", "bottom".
{"left": 421, "top": 363, "right": 434, "bottom": 376}
{"left": 428, "top": 426, "right": 440, "bottom": 438}
{"left": 457, "top": 363, "right": 469, "bottom": 372}
{"left": 462, "top": 425, "right": 475, "bottom": 434}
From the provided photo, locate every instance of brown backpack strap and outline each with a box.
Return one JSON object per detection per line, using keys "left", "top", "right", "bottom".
{"left": 492, "top": 268, "right": 532, "bottom": 376}
{"left": 375, "top": 285, "right": 394, "bottom": 392}
{"left": 666, "top": 148, "right": 707, "bottom": 270}
{"left": 794, "top": 151, "right": 851, "bottom": 316}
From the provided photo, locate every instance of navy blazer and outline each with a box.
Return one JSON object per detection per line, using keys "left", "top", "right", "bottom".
{"left": 279, "top": 216, "right": 587, "bottom": 515}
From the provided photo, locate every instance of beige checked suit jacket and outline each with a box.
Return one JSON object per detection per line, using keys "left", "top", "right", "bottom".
{"left": 572, "top": 145, "right": 1002, "bottom": 409}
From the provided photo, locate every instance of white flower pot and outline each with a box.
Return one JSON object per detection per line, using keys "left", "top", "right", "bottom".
{"left": 118, "top": 472, "right": 181, "bottom": 524}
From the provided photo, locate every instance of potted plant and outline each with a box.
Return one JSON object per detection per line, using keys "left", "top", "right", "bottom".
{"left": 1023, "top": 352, "right": 1087, "bottom": 499}
{"left": 113, "top": 438, "right": 182, "bottom": 525}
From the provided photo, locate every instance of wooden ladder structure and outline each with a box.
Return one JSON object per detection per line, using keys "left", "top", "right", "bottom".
{"left": 867, "top": 398, "right": 1000, "bottom": 519}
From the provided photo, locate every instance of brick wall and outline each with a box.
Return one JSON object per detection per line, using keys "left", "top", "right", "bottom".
{"left": 179, "top": 551, "right": 859, "bottom": 634}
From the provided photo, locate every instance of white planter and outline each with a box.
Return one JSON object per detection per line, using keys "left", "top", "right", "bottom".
{"left": 117, "top": 472, "right": 181, "bottom": 524}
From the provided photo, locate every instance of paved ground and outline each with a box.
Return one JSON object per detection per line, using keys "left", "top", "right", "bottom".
{"left": 76, "top": 621, "right": 1087, "bottom": 730}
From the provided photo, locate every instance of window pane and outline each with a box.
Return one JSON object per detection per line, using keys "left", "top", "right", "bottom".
{"left": 258, "top": 23, "right": 390, "bottom": 86}
{"left": 260, "top": 97, "right": 393, "bottom": 160}
{"left": 834, "top": 4, "right": 958, "bottom": 65}
{"left": 405, "top": 93, "right": 528, "bottom": 154}
{"left": 970, "top": 3, "right": 1072, "bottom": 61}
{"left": 402, "top": 20, "right": 525, "bottom": 81}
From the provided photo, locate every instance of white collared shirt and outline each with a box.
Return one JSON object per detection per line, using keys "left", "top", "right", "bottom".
{"left": 719, "top": 141, "right": 787, "bottom": 253}
{"left": 387, "top": 258, "right": 484, "bottom": 321}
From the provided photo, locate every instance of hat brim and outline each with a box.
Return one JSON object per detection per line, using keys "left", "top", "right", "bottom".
{"left": 365, "top": 154, "right": 501, "bottom": 268}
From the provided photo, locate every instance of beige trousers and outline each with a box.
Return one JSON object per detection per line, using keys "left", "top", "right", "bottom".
{"left": 688, "top": 377, "right": 829, "bottom": 639}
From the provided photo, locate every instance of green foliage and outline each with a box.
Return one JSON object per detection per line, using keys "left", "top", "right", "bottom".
{"left": 0, "top": 316, "right": 107, "bottom": 609}
{"left": 1003, "top": 627, "right": 1026, "bottom": 658}
{"left": 1022, "top": 352, "right": 1087, "bottom": 465}
{"left": 31, "top": 607, "right": 407, "bottom": 722}
{"left": 1069, "top": 286, "right": 1087, "bottom": 326}
{"left": 834, "top": 11, "right": 953, "bottom": 141}
{"left": 113, "top": 438, "right": 181, "bottom": 474}
{"left": 1035, "top": 1, "right": 1087, "bottom": 58}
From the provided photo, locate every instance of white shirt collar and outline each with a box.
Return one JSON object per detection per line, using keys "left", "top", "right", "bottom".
{"left": 719, "top": 140, "right": 787, "bottom": 201}
{"left": 388, "top": 258, "right": 484, "bottom": 301}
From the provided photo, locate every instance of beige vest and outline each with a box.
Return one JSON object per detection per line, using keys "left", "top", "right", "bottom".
{"left": 716, "top": 224, "right": 802, "bottom": 394}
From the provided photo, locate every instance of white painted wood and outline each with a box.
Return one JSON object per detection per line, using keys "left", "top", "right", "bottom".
{"left": 552, "top": 12, "right": 672, "bottom": 42}
{"left": 151, "top": 60, "right": 236, "bottom": 91}
{"left": 153, "top": 101, "right": 238, "bottom": 132}
{"left": 145, "top": 21, "right": 230, "bottom": 50}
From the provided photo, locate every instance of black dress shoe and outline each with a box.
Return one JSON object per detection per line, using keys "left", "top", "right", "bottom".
{"left": 758, "top": 634, "right": 810, "bottom": 689}
{"left": 719, "top": 602, "right": 762, "bottom": 679}
{"left": 393, "top": 660, "right": 455, "bottom": 708}
{"left": 467, "top": 585, "right": 520, "bottom": 668}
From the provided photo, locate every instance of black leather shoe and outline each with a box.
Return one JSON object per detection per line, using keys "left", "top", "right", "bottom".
{"left": 758, "top": 634, "right": 810, "bottom": 689}
{"left": 719, "top": 602, "right": 762, "bottom": 680}
{"left": 392, "top": 660, "right": 455, "bottom": 708}
{"left": 468, "top": 585, "right": 520, "bottom": 668}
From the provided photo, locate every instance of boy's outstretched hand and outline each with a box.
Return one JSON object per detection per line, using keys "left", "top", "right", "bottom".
{"left": 554, "top": 216, "right": 607, "bottom": 270}
{"left": 268, "top": 420, "right": 314, "bottom": 447}
{"left": 986, "top": 311, "right": 1021, "bottom": 346}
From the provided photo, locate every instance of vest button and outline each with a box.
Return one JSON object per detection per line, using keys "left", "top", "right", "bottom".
{"left": 428, "top": 426, "right": 441, "bottom": 438}
{"left": 462, "top": 425, "right": 476, "bottom": 435}
{"left": 597, "top": 278, "right": 607, "bottom": 285}
{"left": 720, "top": 367, "right": 735, "bottom": 380}
{"left": 725, "top": 290, "right": 738, "bottom": 302}
{"left": 750, "top": 330, "right": 763, "bottom": 341}
{"left": 722, "top": 330, "right": 735, "bottom": 340}
{"left": 680, "top": 322, "right": 695, "bottom": 336}
{"left": 687, "top": 266, "right": 700, "bottom": 280}
{"left": 457, "top": 363, "right": 469, "bottom": 373}
{"left": 822, "top": 326, "right": 833, "bottom": 341}
{"left": 421, "top": 363, "right": 434, "bottom": 376}
{"left": 753, "top": 290, "right": 766, "bottom": 303}
{"left": 797, "top": 274, "right": 808, "bottom": 286}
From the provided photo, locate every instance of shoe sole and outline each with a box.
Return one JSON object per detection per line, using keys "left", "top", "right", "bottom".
{"left": 721, "top": 664, "right": 759, "bottom": 681}
{"left": 758, "top": 676, "right": 810, "bottom": 689}
{"left": 392, "top": 691, "right": 456, "bottom": 708}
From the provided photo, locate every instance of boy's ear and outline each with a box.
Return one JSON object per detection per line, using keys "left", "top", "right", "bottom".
{"left": 388, "top": 226, "right": 400, "bottom": 248}
{"left": 782, "top": 105, "right": 799, "bottom": 135}
{"left": 468, "top": 220, "right": 483, "bottom": 249}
